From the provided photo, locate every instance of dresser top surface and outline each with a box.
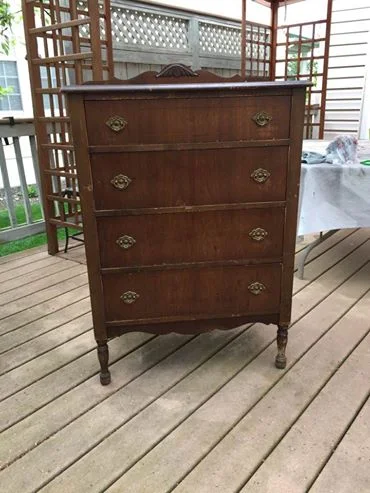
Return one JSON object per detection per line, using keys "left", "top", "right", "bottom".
{"left": 62, "top": 79, "right": 311, "bottom": 95}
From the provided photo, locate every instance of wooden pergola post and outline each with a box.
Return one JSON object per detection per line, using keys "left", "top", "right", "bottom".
{"left": 241, "top": 0, "right": 247, "bottom": 79}
{"left": 270, "top": 0, "right": 279, "bottom": 80}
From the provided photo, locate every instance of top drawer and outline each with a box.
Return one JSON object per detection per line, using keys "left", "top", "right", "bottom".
{"left": 85, "top": 95, "right": 291, "bottom": 145}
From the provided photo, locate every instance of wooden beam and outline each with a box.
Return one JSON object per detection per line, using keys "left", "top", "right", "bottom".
{"left": 319, "top": 0, "right": 333, "bottom": 139}
{"left": 241, "top": 0, "right": 247, "bottom": 79}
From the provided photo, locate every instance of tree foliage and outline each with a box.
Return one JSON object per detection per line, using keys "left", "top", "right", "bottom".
{"left": 0, "top": 1, "right": 15, "bottom": 55}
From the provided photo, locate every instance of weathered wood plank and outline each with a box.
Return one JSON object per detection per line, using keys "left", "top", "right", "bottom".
{"left": 0, "top": 256, "right": 62, "bottom": 283}
{"left": 7, "top": 246, "right": 370, "bottom": 493}
{"left": 0, "top": 283, "right": 89, "bottom": 336}
{"left": 241, "top": 325, "right": 370, "bottom": 492}
{"left": 310, "top": 395, "right": 370, "bottom": 493}
{"left": 0, "top": 245, "right": 46, "bottom": 265}
{"left": 0, "top": 259, "right": 68, "bottom": 295}
{"left": 293, "top": 228, "right": 370, "bottom": 293}
{"left": 0, "top": 263, "right": 86, "bottom": 306}
{"left": 64, "top": 265, "right": 370, "bottom": 493}
{"left": 0, "top": 330, "right": 97, "bottom": 400}
{"left": 0, "top": 228, "right": 364, "bottom": 476}
{"left": 0, "top": 327, "right": 252, "bottom": 486}
{"left": 168, "top": 291, "right": 370, "bottom": 493}
{"left": 0, "top": 297, "right": 91, "bottom": 354}
{"left": 0, "top": 251, "right": 50, "bottom": 274}
{"left": 0, "top": 312, "right": 92, "bottom": 375}
{"left": 0, "top": 269, "right": 87, "bottom": 318}
{"left": 0, "top": 332, "right": 155, "bottom": 434}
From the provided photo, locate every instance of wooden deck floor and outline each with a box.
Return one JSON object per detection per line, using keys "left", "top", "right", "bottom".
{"left": 0, "top": 229, "right": 369, "bottom": 493}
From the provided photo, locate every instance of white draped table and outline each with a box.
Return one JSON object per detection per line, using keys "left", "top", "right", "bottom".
{"left": 296, "top": 140, "right": 370, "bottom": 277}
{"left": 298, "top": 140, "right": 370, "bottom": 235}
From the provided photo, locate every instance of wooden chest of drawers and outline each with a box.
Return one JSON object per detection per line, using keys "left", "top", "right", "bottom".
{"left": 64, "top": 68, "right": 309, "bottom": 385}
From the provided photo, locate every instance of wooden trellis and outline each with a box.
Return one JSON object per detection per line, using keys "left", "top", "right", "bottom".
{"left": 273, "top": 1, "right": 333, "bottom": 138}
{"left": 22, "top": 0, "right": 335, "bottom": 254}
{"left": 22, "top": 0, "right": 113, "bottom": 254}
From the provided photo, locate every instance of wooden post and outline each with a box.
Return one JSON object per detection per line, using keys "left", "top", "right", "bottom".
{"left": 241, "top": 0, "right": 247, "bottom": 79}
{"left": 88, "top": 0, "right": 104, "bottom": 80}
{"left": 189, "top": 18, "right": 200, "bottom": 71}
{"left": 104, "top": 0, "right": 114, "bottom": 79}
{"left": 22, "top": 0, "right": 59, "bottom": 254}
{"left": 319, "top": 0, "right": 333, "bottom": 139}
{"left": 270, "top": 0, "right": 279, "bottom": 80}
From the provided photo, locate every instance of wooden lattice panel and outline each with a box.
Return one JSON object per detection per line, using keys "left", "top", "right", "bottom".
{"left": 111, "top": 6, "right": 188, "bottom": 50}
{"left": 274, "top": 17, "right": 331, "bottom": 139}
{"left": 22, "top": 0, "right": 113, "bottom": 254}
{"left": 199, "top": 22, "right": 271, "bottom": 77}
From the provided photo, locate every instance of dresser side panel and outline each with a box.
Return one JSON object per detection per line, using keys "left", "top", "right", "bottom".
{"left": 280, "top": 87, "right": 306, "bottom": 324}
{"left": 68, "top": 94, "right": 107, "bottom": 341}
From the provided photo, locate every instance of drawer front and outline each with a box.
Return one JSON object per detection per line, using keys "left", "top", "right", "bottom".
{"left": 98, "top": 208, "right": 285, "bottom": 268}
{"left": 91, "top": 147, "right": 288, "bottom": 210}
{"left": 103, "top": 264, "right": 281, "bottom": 322}
{"left": 85, "top": 96, "right": 291, "bottom": 145}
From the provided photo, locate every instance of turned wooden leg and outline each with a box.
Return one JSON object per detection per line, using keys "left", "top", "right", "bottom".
{"left": 97, "top": 341, "right": 111, "bottom": 385}
{"left": 275, "top": 325, "right": 288, "bottom": 369}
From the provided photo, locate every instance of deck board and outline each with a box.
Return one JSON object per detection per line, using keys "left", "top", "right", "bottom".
{"left": 0, "top": 229, "right": 369, "bottom": 492}
{"left": 309, "top": 394, "right": 370, "bottom": 493}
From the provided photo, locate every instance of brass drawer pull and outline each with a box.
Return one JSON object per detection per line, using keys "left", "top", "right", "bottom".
{"left": 248, "top": 282, "right": 266, "bottom": 296}
{"left": 106, "top": 115, "right": 127, "bottom": 132}
{"left": 116, "top": 235, "right": 136, "bottom": 250}
{"left": 121, "top": 291, "right": 140, "bottom": 304}
{"left": 249, "top": 228, "right": 268, "bottom": 242}
{"left": 111, "top": 174, "right": 132, "bottom": 190}
{"left": 252, "top": 111, "right": 272, "bottom": 127}
{"left": 251, "top": 168, "right": 270, "bottom": 184}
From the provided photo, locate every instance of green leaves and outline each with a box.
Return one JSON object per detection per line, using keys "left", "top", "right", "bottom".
{"left": 0, "top": 1, "right": 16, "bottom": 55}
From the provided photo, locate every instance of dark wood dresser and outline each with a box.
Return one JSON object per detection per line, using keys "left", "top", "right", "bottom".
{"left": 64, "top": 67, "right": 309, "bottom": 385}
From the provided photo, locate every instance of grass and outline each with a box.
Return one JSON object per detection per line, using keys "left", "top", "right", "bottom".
{"left": 0, "top": 202, "right": 43, "bottom": 229}
{"left": 0, "top": 202, "right": 80, "bottom": 257}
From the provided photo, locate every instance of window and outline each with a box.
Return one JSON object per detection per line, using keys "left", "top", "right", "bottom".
{"left": 0, "top": 61, "right": 23, "bottom": 111}
{"left": 40, "top": 66, "right": 58, "bottom": 111}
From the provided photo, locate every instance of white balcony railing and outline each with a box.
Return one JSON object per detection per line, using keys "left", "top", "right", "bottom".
{"left": 0, "top": 117, "right": 45, "bottom": 242}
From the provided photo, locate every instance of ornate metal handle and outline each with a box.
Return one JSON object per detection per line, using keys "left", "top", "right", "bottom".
{"left": 111, "top": 174, "right": 132, "bottom": 190}
{"left": 251, "top": 168, "right": 270, "bottom": 184}
{"left": 106, "top": 115, "right": 127, "bottom": 132}
{"left": 252, "top": 111, "right": 272, "bottom": 127}
{"left": 249, "top": 228, "right": 268, "bottom": 242}
{"left": 116, "top": 235, "right": 136, "bottom": 250}
{"left": 248, "top": 282, "right": 266, "bottom": 296}
{"left": 121, "top": 291, "right": 140, "bottom": 304}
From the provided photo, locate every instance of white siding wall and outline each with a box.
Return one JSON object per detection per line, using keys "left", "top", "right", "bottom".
{"left": 325, "top": 0, "right": 370, "bottom": 139}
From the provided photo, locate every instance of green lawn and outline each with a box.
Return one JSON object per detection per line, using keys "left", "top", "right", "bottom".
{"left": 0, "top": 202, "right": 80, "bottom": 257}
{"left": 0, "top": 202, "right": 43, "bottom": 229}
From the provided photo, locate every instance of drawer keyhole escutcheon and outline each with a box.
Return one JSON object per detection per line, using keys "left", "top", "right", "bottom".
{"left": 106, "top": 116, "right": 127, "bottom": 132}
{"left": 116, "top": 235, "right": 136, "bottom": 250}
{"left": 121, "top": 291, "right": 140, "bottom": 304}
{"left": 251, "top": 168, "right": 270, "bottom": 184}
{"left": 252, "top": 111, "right": 272, "bottom": 127}
{"left": 248, "top": 282, "right": 266, "bottom": 296}
{"left": 111, "top": 174, "right": 132, "bottom": 190}
{"left": 249, "top": 228, "right": 268, "bottom": 242}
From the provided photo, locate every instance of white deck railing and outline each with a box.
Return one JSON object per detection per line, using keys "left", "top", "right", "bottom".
{"left": 0, "top": 118, "right": 45, "bottom": 242}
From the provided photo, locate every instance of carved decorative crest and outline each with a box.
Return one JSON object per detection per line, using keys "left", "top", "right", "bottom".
{"left": 121, "top": 291, "right": 140, "bottom": 304}
{"left": 251, "top": 168, "right": 271, "bottom": 184}
{"left": 156, "top": 63, "right": 199, "bottom": 78}
{"left": 248, "top": 282, "right": 266, "bottom": 296}
{"left": 106, "top": 115, "right": 127, "bottom": 132}
{"left": 111, "top": 174, "right": 132, "bottom": 190}
{"left": 249, "top": 228, "right": 268, "bottom": 242}
{"left": 252, "top": 111, "right": 272, "bottom": 127}
{"left": 116, "top": 235, "right": 136, "bottom": 250}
